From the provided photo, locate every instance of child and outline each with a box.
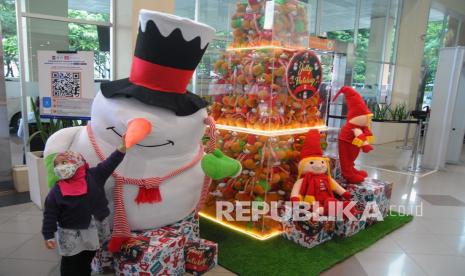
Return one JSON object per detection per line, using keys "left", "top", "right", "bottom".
{"left": 42, "top": 137, "right": 126, "bottom": 276}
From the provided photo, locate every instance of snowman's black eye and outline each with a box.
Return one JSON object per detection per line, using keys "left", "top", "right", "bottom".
{"left": 310, "top": 161, "right": 314, "bottom": 165}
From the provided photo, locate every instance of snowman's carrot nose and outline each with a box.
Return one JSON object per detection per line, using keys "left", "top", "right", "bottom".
{"left": 124, "top": 118, "right": 152, "bottom": 148}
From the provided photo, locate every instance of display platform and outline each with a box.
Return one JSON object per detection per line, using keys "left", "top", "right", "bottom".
{"left": 199, "top": 212, "right": 413, "bottom": 276}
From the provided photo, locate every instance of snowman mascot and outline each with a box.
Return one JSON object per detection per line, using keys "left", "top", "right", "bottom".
{"left": 44, "top": 10, "right": 239, "bottom": 256}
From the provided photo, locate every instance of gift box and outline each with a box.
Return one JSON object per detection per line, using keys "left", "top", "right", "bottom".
{"left": 119, "top": 236, "right": 150, "bottom": 263}
{"left": 283, "top": 219, "right": 335, "bottom": 248}
{"left": 139, "top": 212, "right": 200, "bottom": 243}
{"left": 340, "top": 178, "right": 393, "bottom": 226}
{"left": 281, "top": 206, "right": 334, "bottom": 248}
{"left": 115, "top": 232, "right": 186, "bottom": 276}
{"left": 92, "top": 212, "right": 199, "bottom": 273}
{"left": 91, "top": 239, "right": 115, "bottom": 273}
{"left": 334, "top": 214, "right": 366, "bottom": 238}
{"left": 184, "top": 239, "right": 218, "bottom": 275}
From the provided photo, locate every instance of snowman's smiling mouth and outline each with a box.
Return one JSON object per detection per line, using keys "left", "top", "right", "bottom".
{"left": 106, "top": 126, "right": 175, "bottom": 148}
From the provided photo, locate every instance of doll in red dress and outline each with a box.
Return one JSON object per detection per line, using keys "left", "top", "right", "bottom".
{"left": 290, "top": 129, "right": 352, "bottom": 216}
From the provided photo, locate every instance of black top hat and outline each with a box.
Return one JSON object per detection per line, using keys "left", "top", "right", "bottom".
{"left": 101, "top": 10, "right": 215, "bottom": 116}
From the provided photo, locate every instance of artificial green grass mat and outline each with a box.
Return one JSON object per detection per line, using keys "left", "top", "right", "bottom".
{"left": 199, "top": 212, "right": 413, "bottom": 276}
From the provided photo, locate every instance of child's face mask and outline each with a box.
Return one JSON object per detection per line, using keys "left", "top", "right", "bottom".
{"left": 54, "top": 163, "right": 78, "bottom": 180}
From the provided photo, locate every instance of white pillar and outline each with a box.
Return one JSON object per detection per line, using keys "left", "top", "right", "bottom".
{"left": 391, "top": 0, "right": 432, "bottom": 109}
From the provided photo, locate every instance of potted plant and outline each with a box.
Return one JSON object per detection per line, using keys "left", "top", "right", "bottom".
{"left": 26, "top": 97, "right": 86, "bottom": 208}
{"left": 370, "top": 103, "right": 415, "bottom": 144}
{"left": 389, "top": 103, "right": 410, "bottom": 121}
{"left": 372, "top": 103, "right": 391, "bottom": 122}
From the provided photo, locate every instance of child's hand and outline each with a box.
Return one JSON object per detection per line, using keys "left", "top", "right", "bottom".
{"left": 45, "top": 239, "right": 56, "bottom": 249}
{"left": 118, "top": 134, "right": 127, "bottom": 153}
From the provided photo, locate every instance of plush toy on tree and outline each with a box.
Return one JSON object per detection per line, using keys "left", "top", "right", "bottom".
{"left": 290, "top": 129, "right": 352, "bottom": 216}
{"left": 333, "top": 86, "right": 375, "bottom": 184}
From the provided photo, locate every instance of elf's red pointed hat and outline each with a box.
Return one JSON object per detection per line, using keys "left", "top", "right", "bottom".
{"left": 300, "top": 129, "right": 323, "bottom": 160}
{"left": 332, "top": 86, "right": 372, "bottom": 121}
{"left": 101, "top": 10, "right": 215, "bottom": 116}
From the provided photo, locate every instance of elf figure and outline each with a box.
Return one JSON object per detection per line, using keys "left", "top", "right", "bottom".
{"left": 333, "top": 86, "right": 375, "bottom": 184}
{"left": 290, "top": 129, "right": 352, "bottom": 215}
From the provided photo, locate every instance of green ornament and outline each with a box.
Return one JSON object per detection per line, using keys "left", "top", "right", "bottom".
{"left": 258, "top": 16, "right": 265, "bottom": 28}
{"left": 295, "top": 20, "right": 305, "bottom": 33}
{"left": 257, "top": 179, "right": 270, "bottom": 192}
{"left": 232, "top": 18, "right": 242, "bottom": 28}
{"left": 275, "top": 0, "right": 286, "bottom": 5}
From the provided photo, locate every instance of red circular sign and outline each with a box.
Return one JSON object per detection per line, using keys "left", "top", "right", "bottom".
{"left": 286, "top": 50, "right": 322, "bottom": 101}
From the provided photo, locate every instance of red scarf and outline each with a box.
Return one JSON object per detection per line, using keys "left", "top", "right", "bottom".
{"left": 299, "top": 173, "right": 334, "bottom": 199}
{"left": 57, "top": 164, "right": 89, "bottom": 196}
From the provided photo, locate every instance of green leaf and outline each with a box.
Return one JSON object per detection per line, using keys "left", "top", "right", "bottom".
{"left": 257, "top": 179, "right": 270, "bottom": 192}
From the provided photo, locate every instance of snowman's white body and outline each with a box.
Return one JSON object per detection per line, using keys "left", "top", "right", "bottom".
{"left": 44, "top": 92, "right": 207, "bottom": 230}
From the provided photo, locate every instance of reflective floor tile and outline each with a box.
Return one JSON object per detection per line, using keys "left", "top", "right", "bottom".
{"left": 321, "top": 256, "right": 368, "bottom": 276}
{"left": 0, "top": 214, "right": 42, "bottom": 234}
{"left": 8, "top": 234, "right": 59, "bottom": 262}
{"left": 355, "top": 252, "right": 427, "bottom": 276}
{"left": 409, "top": 254, "right": 465, "bottom": 276}
{"left": 0, "top": 232, "right": 34, "bottom": 259}
{"left": 418, "top": 194, "right": 465, "bottom": 206}
{"left": 0, "top": 258, "right": 57, "bottom": 276}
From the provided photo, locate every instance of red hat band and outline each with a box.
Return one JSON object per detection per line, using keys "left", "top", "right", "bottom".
{"left": 130, "top": 57, "right": 193, "bottom": 94}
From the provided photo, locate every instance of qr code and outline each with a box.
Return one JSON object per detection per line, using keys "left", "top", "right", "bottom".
{"left": 51, "top": 71, "right": 81, "bottom": 98}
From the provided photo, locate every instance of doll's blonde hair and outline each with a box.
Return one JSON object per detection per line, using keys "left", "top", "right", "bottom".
{"left": 297, "top": 156, "right": 332, "bottom": 179}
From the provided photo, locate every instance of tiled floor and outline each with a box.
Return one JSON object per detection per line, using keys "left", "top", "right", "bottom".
{"left": 1, "top": 142, "right": 465, "bottom": 275}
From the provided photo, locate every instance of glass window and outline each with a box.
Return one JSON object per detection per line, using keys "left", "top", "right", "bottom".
{"left": 22, "top": 0, "right": 111, "bottom": 22}
{"left": 420, "top": 8, "right": 447, "bottom": 109}
{"left": 307, "top": 0, "right": 317, "bottom": 35}
{"left": 1, "top": 0, "right": 19, "bottom": 78}
{"left": 174, "top": 0, "right": 195, "bottom": 20}
{"left": 321, "top": 0, "right": 357, "bottom": 38}
{"left": 21, "top": 17, "right": 110, "bottom": 96}
{"left": 193, "top": 0, "right": 236, "bottom": 96}
{"left": 354, "top": 0, "right": 401, "bottom": 103}
{"left": 21, "top": 17, "right": 110, "bottom": 83}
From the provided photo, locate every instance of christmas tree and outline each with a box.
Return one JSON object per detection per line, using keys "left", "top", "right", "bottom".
{"left": 202, "top": 0, "right": 327, "bottom": 237}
